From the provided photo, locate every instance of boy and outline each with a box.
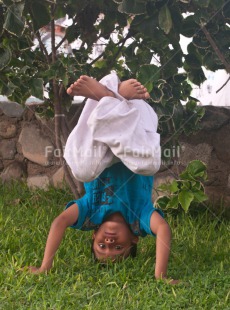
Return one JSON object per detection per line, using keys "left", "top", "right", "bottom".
{"left": 29, "top": 74, "right": 178, "bottom": 283}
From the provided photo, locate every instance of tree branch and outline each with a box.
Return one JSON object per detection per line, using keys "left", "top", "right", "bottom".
{"left": 50, "top": 4, "right": 57, "bottom": 63}
{"left": 55, "top": 33, "right": 68, "bottom": 51}
{"left": 53, "top": 15, "right": 79, "bottom": 52}
{"left": 35, "top": 30, "right": 50, "bottom": 63}
{"left": 69, "top": 101, "right": 85, "bottom": 130}
{"left": 27, "top": 6, "right": 50, "bottom": 63}
{"left": 216, "top": 76, "right": 230, "bottom": 93}
{"left": 63, "top": 163, "right": 84, "bottom": 199}
{"left": 201, "top": 25, "right": 230, "bottom": 73}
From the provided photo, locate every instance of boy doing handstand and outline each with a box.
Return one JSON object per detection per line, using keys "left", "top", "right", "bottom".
{"left": 29, "top": 73, "right": 178, "bottom": 283}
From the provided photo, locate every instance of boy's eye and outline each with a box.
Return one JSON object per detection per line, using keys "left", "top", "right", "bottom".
{"left": 98, "top": 244, "right": 106, "bottom": 249}
{"left": 115, "top": 245, "right": 123, "bottom": 250}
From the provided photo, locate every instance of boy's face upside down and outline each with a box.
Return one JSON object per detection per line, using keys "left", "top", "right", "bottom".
{"left": 92, "top": 212, "right": 139, "bottom": 262}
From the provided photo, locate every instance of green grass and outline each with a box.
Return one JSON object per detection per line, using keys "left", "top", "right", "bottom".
{"left": 0, "top": 182, "right": 229, "bottom": 310}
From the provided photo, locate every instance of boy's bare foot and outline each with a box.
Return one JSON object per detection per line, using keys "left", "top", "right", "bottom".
{"left": 118, "top": 79, "right": 150, "bottom": 100}
{"left": 67, "top": 75, "right": 115, "bottom": 100}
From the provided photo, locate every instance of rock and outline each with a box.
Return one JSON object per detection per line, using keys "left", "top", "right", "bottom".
{"left": 152, "top": 173, "right": 175, "bottom": 201}
{"left": 0, "top": 140, "right": 17, "bottom": 159}
{"left": 0, "top": 160, "right": 3, "bottom": 172}
{"left": 179, "top": 142, "right": 213, "bottom": 167}
{"left": 204, "top": 186, "right": 230, "bottom": 206}
{"left": 200, "top": 106, "right": 230, "bottom": 130}
{"left": 213, "top": 124, "right": 230, "bottom": 163}
{"left": 204, "top": 153, "right": 228, "bottom": 187}
{"left": 0, "top": 161, "right": 27, "bottom": 182}
{"left": 22, "top": 107, "right": 36, "bottom": 122}
{"left": 16, "top": 141, "right": 23, "bottom": 154}
{"left": 25, "top": 96, "right": 44, "bottom": 106}
{"left": 27, "top": 175, "right": 50, "bottom": 190}
{"left": 18, "top": 123, "right": 54, "bottom": 166}
{"left": 0, "top": 101, "right": 24, "bottom": 118}
{"left": 51, "top": 166, "right": 66, "bottom": 188}
{"left": 0, "top": 121, "right": 17, "bottom": 138}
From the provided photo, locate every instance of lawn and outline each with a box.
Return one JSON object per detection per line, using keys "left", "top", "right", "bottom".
{"left": 0, "top": 182, "right": 229, "bottom": 310}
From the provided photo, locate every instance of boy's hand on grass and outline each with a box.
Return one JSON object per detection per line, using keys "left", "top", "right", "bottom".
{"left": 164, "top": 278, "right": 181, "bottom": 285}
{"left": 27, "top": 266, "right": 47, "bottom": 274}
{"left": 157, "top": 277, "right": 181, "bottom": 285}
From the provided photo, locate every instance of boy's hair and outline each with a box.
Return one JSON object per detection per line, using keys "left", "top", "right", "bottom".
{"left": 91, "top": 239, "right": 137, "bottom": 262}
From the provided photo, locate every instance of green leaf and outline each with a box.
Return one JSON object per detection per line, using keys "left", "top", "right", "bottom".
{"left": 181, "top": 180, "right": 192, "bottom": 190}
{"left": 194, "top": 10, "right": 210, "bottom": 25}
{"left": 181, "top": 82, "right": 192, "bottom": 100}
{"left": 173, "top": 102, "right": 184, "bottom": 129}
{"left": 136, "top": 48, "right": 153, "bottom": 65}
{"left": 29, "top": 78, "right": 44, "bottom": 99}
{"left": 161, "top": 83, "right": 173, "bottom": 101}
{"left": 158, "top": 5, "right": 172, "bottom": 34}
{"left": 157, "top": 183, "right": 170, "bottom": 192}
{"left": 193, "top": 190, "right": 208, "bottom": 203}
{"left": 169, "top": 180, "right": 179, "bottom": 193}
{"left": 155, "top": 196, "right": 170, "bottom": 209}
{"left": 222, "top": 1, "right": 230, "bottom": 20}
{"left": 150, "top": 87, "right": 164, "bottom": 103}
{"left": 30, "top": 1, "right": 51, "bottom": 32}
{"left": 187, "top": 68, "right": 206, "bottom": 86}
{"left": 170, "top": 5, "right": 183, "bottom": 32}
{"left": 0, "top": 46, "right": 12, "bottom": 70}
{"left": 61, "top": 72, "right": 69, "bottom": 87}
{"left": 187, "top": 160, "right": 207, "bottom": 179}
{"left": 138, "top": 64, "right": 160, "bottom": 85}
{"left": 173, "top": 73, "right": 187, "bottom": 84}
{"left": 193, "top": 0, "right": 210, "bottom": 8}
{"left": 0, "top": 5, "right": 4, "bottom": 35}
{"left": 180, "top": 160, "right": 207, "bottom": 181}
{"left": 185, "top": 53, "right": 202, "bottom": 69}
{"left": 191, "top": 181, "right": 202, "bottom": 190}
{"left": 18, "top": 37, "right": 33, "bottom": 51}
{"left": 66, "top": 0, "right": 89, "bottom": 13}
{"left": 2, "top": 0, "right": 14, "bottom": 5}
{"left": 1, "top": 80, "right": 18, "bottom": 97}
{"left": 179, "top": 170, "right": 191, "bottom": 181}
{"left": 185, "top": 100, "right": 198, "bottom": 112}
{"left": 168, "top": 195, "right": 179, "bottom": 209}
{"left": 66, "top": 25, "right": 81, "bottom": 44}
{"left": 132, "top": 15, "right": 158, "bottom": 39}
{"left": 178, "top": 191, "right": 194, "bottom": 212}
{"left": 118, "top": 0, "right": 146, "bottom": 14}
{"left": 193, "top": 34, "right": 209, "bottom": 49}
{"left": 3, "top": 2, "right": 25, "bottom": 36}
{"left": 181, "top": 16, "right": 198, "bottom": 38}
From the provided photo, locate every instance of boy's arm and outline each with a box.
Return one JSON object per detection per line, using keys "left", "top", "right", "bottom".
{"left": 28, "top": 203, "right": 79, "bottom": 274}
{"left": 150, "top": 211, "right": 179, "bottom": 284}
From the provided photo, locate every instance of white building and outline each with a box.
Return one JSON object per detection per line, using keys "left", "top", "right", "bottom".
{"left": 180, "top": 35, "right": 230, "bottom": 106}
{"left": 191, "top": 69, "right": 230, "bottom": 106}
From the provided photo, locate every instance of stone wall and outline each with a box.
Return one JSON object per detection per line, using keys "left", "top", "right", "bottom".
{"left": 0, "top": 101, "right": 229, "bottom": 205}
{"left": 0, "top": 101, "right": 64, "bottom": 189}
{"left": 154, "top": 106, "right": 230, "bottom": 206}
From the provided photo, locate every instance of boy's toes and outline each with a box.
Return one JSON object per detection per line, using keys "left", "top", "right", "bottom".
{"left": 67, "top": 89, "right": 72, "bottom": 95}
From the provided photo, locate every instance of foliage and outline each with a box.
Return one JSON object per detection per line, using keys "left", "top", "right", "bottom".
{"left": 0, "top": 0, "right": 229, "bottom": 138}
{"left": 0, "top": 0, "right": 229, "bottom": 197}
{"left": 0, "top": 183, "right": 229, "bottom": 309}
{"left": 155, "top": 160, "right": 208, "bottom": 212}
{"left": 0, "top": 0, "right": 129, "bottom": 107}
